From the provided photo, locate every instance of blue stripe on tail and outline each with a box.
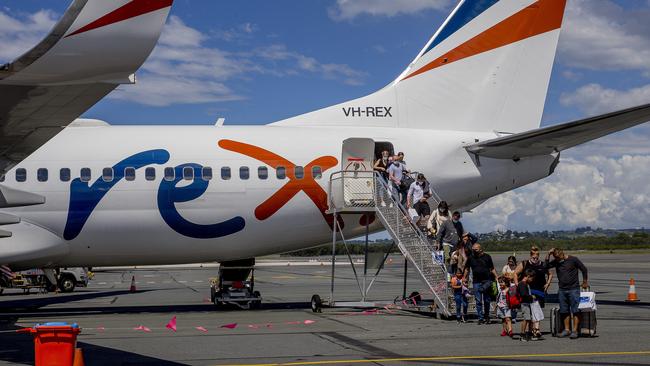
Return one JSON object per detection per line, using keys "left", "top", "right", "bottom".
{"left": 422, "top": 0, "right": 499, "bottom": 56}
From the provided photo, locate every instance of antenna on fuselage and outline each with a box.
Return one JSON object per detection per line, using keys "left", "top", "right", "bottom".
{"left": 214, "top": 118, "right": 225, "bottom": 127}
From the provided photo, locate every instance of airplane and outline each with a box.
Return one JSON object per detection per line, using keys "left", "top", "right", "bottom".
{"left": 1, "top": 0, "right": 649, "bottom": 291}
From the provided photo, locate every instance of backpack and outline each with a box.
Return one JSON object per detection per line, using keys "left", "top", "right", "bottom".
{"left": 506, "top": 285, "right": 522, "bottom": 309}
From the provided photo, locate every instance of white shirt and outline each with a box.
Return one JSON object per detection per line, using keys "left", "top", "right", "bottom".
{"left": 408, "top": 181, "right": 431, "bottom": 204}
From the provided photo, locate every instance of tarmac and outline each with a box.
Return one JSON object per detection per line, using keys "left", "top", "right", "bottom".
{"left": 1, "top": 252, "right": 649, "bottom": 365}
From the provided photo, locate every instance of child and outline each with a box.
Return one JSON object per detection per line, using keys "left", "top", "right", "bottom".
{"left": 518, "top": 269, "right": 536, "bottom": 341}
{"left": 451, "top": 269, "right": 468, "bottom": 323}
{"left": 496, "top": 276, "right": 513, "bottom": 337}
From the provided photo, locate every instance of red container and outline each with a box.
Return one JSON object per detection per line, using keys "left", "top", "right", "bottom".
{"left": 18, "top": 323, "right": 81, "bottom": 366}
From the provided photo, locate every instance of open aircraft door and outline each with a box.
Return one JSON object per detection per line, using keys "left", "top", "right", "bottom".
{"left": 340, "top": 138, "right": 375, "bottom": 207}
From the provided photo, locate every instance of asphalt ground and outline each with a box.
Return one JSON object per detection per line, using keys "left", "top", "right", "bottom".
{"left": 1, "top": 252, "right": 649, "bottom": 365}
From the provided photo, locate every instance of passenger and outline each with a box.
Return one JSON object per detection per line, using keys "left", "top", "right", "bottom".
{"left": 373, "top": 150, "right": 390, "bottom": 182}
{"left": 461, "top": 232, "right": 476, "bottom": 253}
{"left": 427, "top": 201, "right": 450, "bottom": 235}
{"left": 502, "top": 255, "right": 517, "bottom": 279}
{"left": 407, "top": 173, "right": 432, "bottom": 227}
{"left": 387, "top": 155, "right": 408, "bottom": 206}
{"left": 451, "top": 211, "right": 464, "bottom": 239}
{"left": 496, "top": 276, "right": 513, "bottom": 337}
{"left": 450, "top": 241, "right": 468, "bottom": 275}
{"left": 545, "top": 248, "right": 588, "bottom": 339}
{"left": 464, "top": 243, "right": 498, "bottom": 324}
{"left": 451, "top": 269, "right": 468, "bottom": 323}
{"left": 396, "top": 151, "right": 410, "bottom": 173}
{"left": 515, "top": 246, "right": 552, "bottom": 338}
{"left": 506, "top": 272, "right": 519, "bottom": 324}
{"left": 435, "top": 218, "right": 459, "bottom": 267}
{"left": 518, "top": 269, "right": 536, "bottom": 342}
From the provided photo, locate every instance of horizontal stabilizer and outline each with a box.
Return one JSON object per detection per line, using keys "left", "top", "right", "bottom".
{"left": 465, "top": 103, "right": 650, "bottom": 159}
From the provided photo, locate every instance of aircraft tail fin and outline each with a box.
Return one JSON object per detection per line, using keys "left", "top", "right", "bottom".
{"left": 273, "top": 0, "right": 567, "bottom": 133}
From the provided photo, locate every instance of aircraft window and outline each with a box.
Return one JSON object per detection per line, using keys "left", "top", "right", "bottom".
{"left": 102, "top": 168, "right": 114, "bottom": 182}
{"left": 164, "top": 167, "right": 175, "bottom": 181}
{"left": 16, "top": 168, "right": 26, "bottom": 182}
{"left": 80, "top": 168, "right": 91, "bottom": 182}
{"left": 294, "top": 166, "right": 304, "bottom": 179}
{"left": 125, "top": 167, "right": 136, "bottom": 181}
{"left": 37, "top": 168, "right": 48, "bottom": 182}
{"left": 202, "top": 167, "right": 213, "bottom": 181}
{"left": 277, "top": 166, "right": 286, "bottom": 180}
{"left": 145, "top": 167, "right": 156, "bottom": 181}
{"left": 240, "top": 166, "right": 249, "bottom": 180}
{"left": 221, "top": 167, "right": 231, "bottom": 180}
{"left": 312, "top": 166, "right": 322, "bottom": 179}
{"left": 183, "top": 166, "right": 194, "bottom": 180}
{"left": 60, "top": 168, "right": 71, "bottom": 182}
{"left": 258, "top": 166, "right": 268, "bottom": 180}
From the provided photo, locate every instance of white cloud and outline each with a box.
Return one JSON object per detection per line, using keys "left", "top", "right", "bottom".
{"left": 329, "top": 0, "right": 451, "bottom": 21}
{"left": 108, "top": 17, "right": 366, "bottom": 106}
{"left": 558, "top": 0, "right": 650, "bottom": 73}
{"left": 465, "top": 155, "right": 650, "bottom": 232}
{"left": 0, "top": 9, "right": 57, "bottom": 63}
{"left": 560, "top": 83, "right": 650, "bottom": 115}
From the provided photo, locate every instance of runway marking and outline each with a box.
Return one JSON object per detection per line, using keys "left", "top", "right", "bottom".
{"left": 218, "top": 351, "right": 650, "bottom": 366}
{"left": 271, "top": 276, "right": 297, "bottom": 280}
{"left": 113, "top": 282, "right": 122, "bottom": 284}
{"left": 98, "top": 282, "right": 107, "bottom": 285}
{"left": 178, "top": 280, "right": 188, "bottom": 283}
{"left": 194, "top": 280, "right": 204, "bottom": 283}
{"left": 147, "top": 281, "right": 156, "bottom": 284}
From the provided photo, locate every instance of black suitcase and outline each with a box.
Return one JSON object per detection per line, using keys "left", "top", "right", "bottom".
{"left": 579, "top": 310, "right": 597, "bottom": 337}
{"left": 550, "top": 307, "right": 565, "bottom": 337}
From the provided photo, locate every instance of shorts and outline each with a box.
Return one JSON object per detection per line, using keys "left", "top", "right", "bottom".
{"left": 520, "top": 303, "right": 532, "bottom": 321}
{"left": 558, "top": 288, "right": 580, "bottom": 314}
{"left": 413, "top": 201, "right": 431, "bottom": 217}
{"left": 496, "top": 307, "right": 511, "bottom": 319}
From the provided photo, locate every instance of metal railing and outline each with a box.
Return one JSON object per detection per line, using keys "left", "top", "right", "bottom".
{"left": 327, "top": 169, "right": 452, "bottom": 316}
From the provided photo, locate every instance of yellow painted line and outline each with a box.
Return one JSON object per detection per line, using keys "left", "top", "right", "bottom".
{"left": 217, "top": 350, "right": 650, "bottom": 366}
{"left": 271, "top": 276, "right": 297, "bottom": 279}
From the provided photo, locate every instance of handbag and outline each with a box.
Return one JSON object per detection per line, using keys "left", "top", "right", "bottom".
{"left": 578, "top": 291, "right": 597, "bottom": 311}
{"left": 400, "top": 174, "right": 414, "bottom": 190}
{"left": 531, "top": 300, "right": 545, "bottom": 321}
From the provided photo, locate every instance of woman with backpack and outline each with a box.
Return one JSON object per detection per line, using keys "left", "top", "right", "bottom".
{"left": 514, "top": 246, "right": 553, "bottom": 339}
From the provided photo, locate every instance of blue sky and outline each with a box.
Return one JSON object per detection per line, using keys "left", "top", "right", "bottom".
{"left": 2, "top": 0, "right": 650, "bottom": 232}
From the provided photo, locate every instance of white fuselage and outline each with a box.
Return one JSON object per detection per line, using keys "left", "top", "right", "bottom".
{"left": 1, "top": 124, "right": 557, "bottom": 268}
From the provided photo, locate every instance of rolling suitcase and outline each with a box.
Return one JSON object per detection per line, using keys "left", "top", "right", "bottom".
{"left": 579, "top": 310, "right": 597, "bottom": 337}
{"left": 550, "top": 308, "right": 597, "bottom": 337}
{"left": 549, "top": 307, "right": 565, "bottom": 337}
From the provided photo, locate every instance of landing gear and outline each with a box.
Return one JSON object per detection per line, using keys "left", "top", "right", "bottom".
{"left": 210, "top": 259, "right": 262, "bottom": 310}
{"left": 311, "top": 294, "right": 323, "bottom": 313}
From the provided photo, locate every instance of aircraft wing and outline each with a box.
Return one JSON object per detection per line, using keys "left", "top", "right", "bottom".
{"left": 0, "top": 0, "right": 173, "bottom": 173}
{"left": 465, "top": 103, "right": 650, "bottom": 160}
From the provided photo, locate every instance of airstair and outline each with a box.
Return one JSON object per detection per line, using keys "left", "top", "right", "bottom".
{"left": 327, "top": 170, "right": 453, "bottom": 317}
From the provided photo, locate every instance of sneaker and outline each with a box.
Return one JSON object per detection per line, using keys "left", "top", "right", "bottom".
{"left": 531, "top": 334, "right": 540, "bottom": 341}
{"left": 570, "top": 332, "right": 579, "bottom": 339}
{"left": 477, "top": 319, "right": 484, "bottom": 325}
{"left": 558, "top": 330, "right": 570, "bottom": 338}
{"left": 380, "top": 201, "right": 386, "bottom": 207}
{"left": 519, "top": 335, "right": 529, "bottom": 342}
{"left": 500, "top": 330, "right": 508, "bottom": 337}
{"left": 508, "top": 330, "right": 514, "bottom": 338}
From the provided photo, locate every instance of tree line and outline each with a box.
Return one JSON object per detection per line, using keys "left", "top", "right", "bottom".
{"left": 281, "top": 232, "right": 650, "bottom": 256}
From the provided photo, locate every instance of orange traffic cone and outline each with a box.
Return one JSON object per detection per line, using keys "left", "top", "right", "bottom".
{"left": 129, "top": 275, "right": 136, "bottom": 293}
{"left": 73, "top": 348, "right": 85, "bottom": 366}
{"left": 626, "top": 278, "right": 640, "bottom": 302}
